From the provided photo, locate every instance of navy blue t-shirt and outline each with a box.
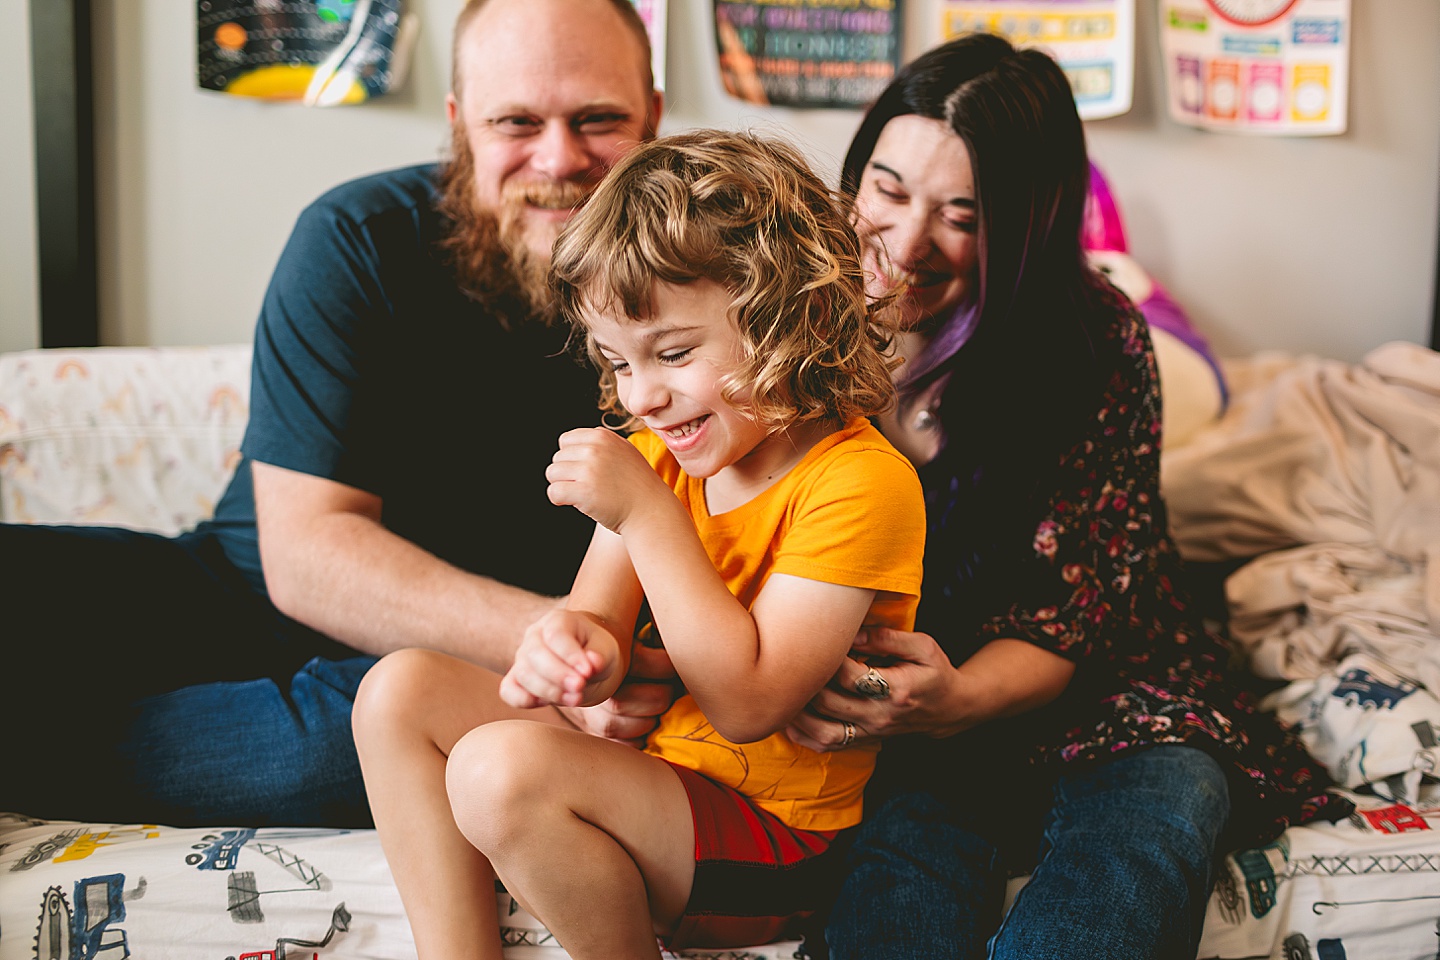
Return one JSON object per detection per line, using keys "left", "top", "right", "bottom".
{"left": 203, "top": 164, "right": 599, "bottom": 600}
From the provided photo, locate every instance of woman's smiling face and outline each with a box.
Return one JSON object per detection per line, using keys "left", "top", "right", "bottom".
{"left": 852, "top": 114, "right": 980, "bottom": 329}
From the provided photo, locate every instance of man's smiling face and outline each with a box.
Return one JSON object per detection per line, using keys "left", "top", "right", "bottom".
{"left": 446, "top": 0, "right": 661, "bottom": 261}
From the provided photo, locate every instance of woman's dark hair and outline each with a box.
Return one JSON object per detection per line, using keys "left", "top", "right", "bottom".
{"left": 844, "top": 34, "right": 1119, "bottom": 628}
{"left": 844, "top": 32, "right": 1108, "bottom": 483}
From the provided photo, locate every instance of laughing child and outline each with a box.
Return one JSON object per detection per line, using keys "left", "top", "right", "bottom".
{"left": 353, "top": 130, "right": 924, "bottom": 960}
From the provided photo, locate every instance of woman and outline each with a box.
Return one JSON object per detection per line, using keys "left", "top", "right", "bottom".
{"left": 784, "top": 33, "right": 1348, "bottom": 959}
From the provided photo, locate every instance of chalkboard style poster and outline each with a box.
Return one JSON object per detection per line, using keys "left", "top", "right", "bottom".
{"left": 197, "top": 0, "right": 418, "bottom": 106}
{"left": 714, "top": 1, "right": 903, "bottom": 109}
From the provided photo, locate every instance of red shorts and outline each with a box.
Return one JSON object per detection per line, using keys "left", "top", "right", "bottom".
{"left": 665, "top": 761, "right": 839, "bottom": 950}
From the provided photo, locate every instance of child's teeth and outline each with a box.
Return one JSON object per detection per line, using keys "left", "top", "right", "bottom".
{"left": 667, "top": 418, "right": 701, "bottom": 437}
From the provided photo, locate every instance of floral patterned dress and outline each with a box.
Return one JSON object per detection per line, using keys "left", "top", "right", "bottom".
{"left": 905, "top": 287, "right": 1349, "bottom": 850}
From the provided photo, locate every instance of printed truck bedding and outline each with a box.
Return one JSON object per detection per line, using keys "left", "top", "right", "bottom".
{"left": 2, "top": 800, "right": 1439, "bottom": 960}
{"left": 0, "top": 812, "right": 799, "bottom": 960}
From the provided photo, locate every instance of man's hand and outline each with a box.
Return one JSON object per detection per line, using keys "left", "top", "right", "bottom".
{"left": 546, "top": 428, "right": 673, "bottom": 534}
{"left": 559, "top": 643, "right": 679, "bottom": 747}
{"left": 500, "top": 608, "right": 620, "bottom": 709}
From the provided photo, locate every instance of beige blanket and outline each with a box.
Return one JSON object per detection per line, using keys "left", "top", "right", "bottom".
{"left": 1163, "top": 341, "right": 1440, "bottom": 683}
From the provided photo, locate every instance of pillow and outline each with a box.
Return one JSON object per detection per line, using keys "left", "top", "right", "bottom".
{"left": 0, "top": 345, "right": 251, "bottom": 534}
{"left": 1084, "top": 162, "right": 1227, "bottom": 447}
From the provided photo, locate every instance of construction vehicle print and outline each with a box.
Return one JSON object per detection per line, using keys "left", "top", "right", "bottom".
{"left": 186, "top": 828, "right": 257, "bottom": 870}
{"left": 1281, "top": 932, "right": 1349, "bottom": 959}
{"left": 222, "top": 902, "right": 352, "bottom": 960}
{"left": 1333, "top": 668, "right": 1417, "bottom": 710}
{"left": 32, "top": 875, "right": 129, "bottom": 960}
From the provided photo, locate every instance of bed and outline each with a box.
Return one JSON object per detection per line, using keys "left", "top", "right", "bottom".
{"left": 2, "top": 340, "right": 1438, "bottom": 959}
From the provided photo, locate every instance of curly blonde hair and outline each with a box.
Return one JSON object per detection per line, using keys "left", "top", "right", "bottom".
{"left": 551, "top": 129, "right": 900, "bottom": 431}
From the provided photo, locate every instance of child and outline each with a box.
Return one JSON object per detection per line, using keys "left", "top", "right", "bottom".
{"left": 352, "top": 130, "right": 925, "bottom": 960}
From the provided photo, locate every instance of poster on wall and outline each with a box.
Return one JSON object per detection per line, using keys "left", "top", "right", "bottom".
{"left": 630, "top": 0, "right": 669, "bottom": 91}
{"left": 936, "top": 1, "right": 1135, "bottom": 120}
{"left": 712, "top": 1, "right": 903, "bottom": 109}
{"left": 197, "top": 0, "right": 418, "bottom": 106}
{"left": 1158, "top": 0, "right": 1351, "bottom": 135}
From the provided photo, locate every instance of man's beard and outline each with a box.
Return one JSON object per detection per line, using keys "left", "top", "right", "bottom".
{"left": 436, "top": 130, "right": 590, "bottom": 330}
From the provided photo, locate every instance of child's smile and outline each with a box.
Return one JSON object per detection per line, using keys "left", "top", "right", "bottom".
{"left": 586, "top": 280, "right": 823, "bottom": 504}
{"left": 655, "top": 414, "right": 710, "bottom": 449}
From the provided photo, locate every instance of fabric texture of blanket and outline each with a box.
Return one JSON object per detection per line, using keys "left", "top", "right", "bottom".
{"left": 1163, "top": 341, "right": 1440, "bottom": 805}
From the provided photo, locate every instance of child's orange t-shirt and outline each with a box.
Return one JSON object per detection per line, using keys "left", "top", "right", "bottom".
{"left": 629, "top": 418, "right": 925, "bottom": 832}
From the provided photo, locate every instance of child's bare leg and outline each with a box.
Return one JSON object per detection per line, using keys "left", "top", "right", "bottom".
{"left": 448, "top": 720, "right": 696, "bottom": 960}
{"left": 352, "top": 649, "right": 570, "bottom": 960}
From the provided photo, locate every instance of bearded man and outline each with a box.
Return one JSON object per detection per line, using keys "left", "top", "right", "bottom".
{"left": 3, "top": 0, "right": 669, "bottom": 828}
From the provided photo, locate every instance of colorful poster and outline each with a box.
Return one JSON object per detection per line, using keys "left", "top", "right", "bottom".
{"left": 713, "top": 1, "right": 904, "bottom": 109}
{"left": 197, "top": 0, "right": 418, "bottom": 106}
{"left": 937, "top": 1, "right": 1135, "bottom": 120}
{"left": 629, "top": 0, "right": 669, "bottom": 92}
{"left": 1159, "top": 0, "right": 1351, "bottom": 135}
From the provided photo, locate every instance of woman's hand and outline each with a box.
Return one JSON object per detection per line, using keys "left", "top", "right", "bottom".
{"left": 785, "top": 626, "right": 970, "bottom": 751}
{"left": 786, "top": 630, "right": 1078, "bottom": 752}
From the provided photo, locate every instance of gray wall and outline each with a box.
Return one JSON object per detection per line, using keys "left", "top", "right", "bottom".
{"left": 1, "top": 1, "right": 38, "bottom": 354}
{"left": 3, "top": 0, "right": 1437, "bottom": 360}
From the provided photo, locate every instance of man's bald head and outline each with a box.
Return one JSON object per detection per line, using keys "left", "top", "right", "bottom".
{"left": 450, "top": 0, "right": 655, "bottom": 105}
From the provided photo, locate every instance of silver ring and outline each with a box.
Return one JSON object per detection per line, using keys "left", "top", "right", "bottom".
{"left": 854, "top": 666, "right": 890, "bottom": 700}
{"left": 841, "top": 721, "right": 856, "bottom": 746}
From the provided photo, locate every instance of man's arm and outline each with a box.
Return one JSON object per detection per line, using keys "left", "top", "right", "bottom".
{"left": 254, "top": 461, "right": 560, "bottom": 672}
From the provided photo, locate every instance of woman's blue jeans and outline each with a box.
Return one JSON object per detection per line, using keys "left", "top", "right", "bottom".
{"left": 826, "top": 745, "right": 1230, "bottom": 960}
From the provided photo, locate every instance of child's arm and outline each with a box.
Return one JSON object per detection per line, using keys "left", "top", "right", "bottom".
{"left": 500, "top": 523, "right": 643, "bottom": 709}
{"left": 633, "top": 558, "right": 874, "bottom": 744}
{"left": 546, "top": 427, "right": 879, "bottom": 744}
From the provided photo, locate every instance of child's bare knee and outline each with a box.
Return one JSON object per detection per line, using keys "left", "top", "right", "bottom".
{"left": 353, "top": 648, "right": 446, "bottom": 740}
{"left": 447, "top": 721, "right": 564, "bottom": 851}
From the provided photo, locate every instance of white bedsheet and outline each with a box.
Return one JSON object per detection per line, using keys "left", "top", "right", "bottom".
{"left": 5, "top": 801, "right": 1440, "bottom": 960}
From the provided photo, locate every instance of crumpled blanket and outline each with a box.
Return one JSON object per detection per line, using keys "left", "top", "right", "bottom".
{"left": 1161, "top": 341, "right": 1440, "bottom": 803}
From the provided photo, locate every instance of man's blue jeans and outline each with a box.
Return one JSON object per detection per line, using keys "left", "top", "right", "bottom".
{"left": 826, "top": 745, "right": 1230, "bottom": 960}
{"left": 115, "top": 656, "right": 377, "bottom": 826}
{"left": 5, "top": 522, "right": 375, "bottom": 826}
